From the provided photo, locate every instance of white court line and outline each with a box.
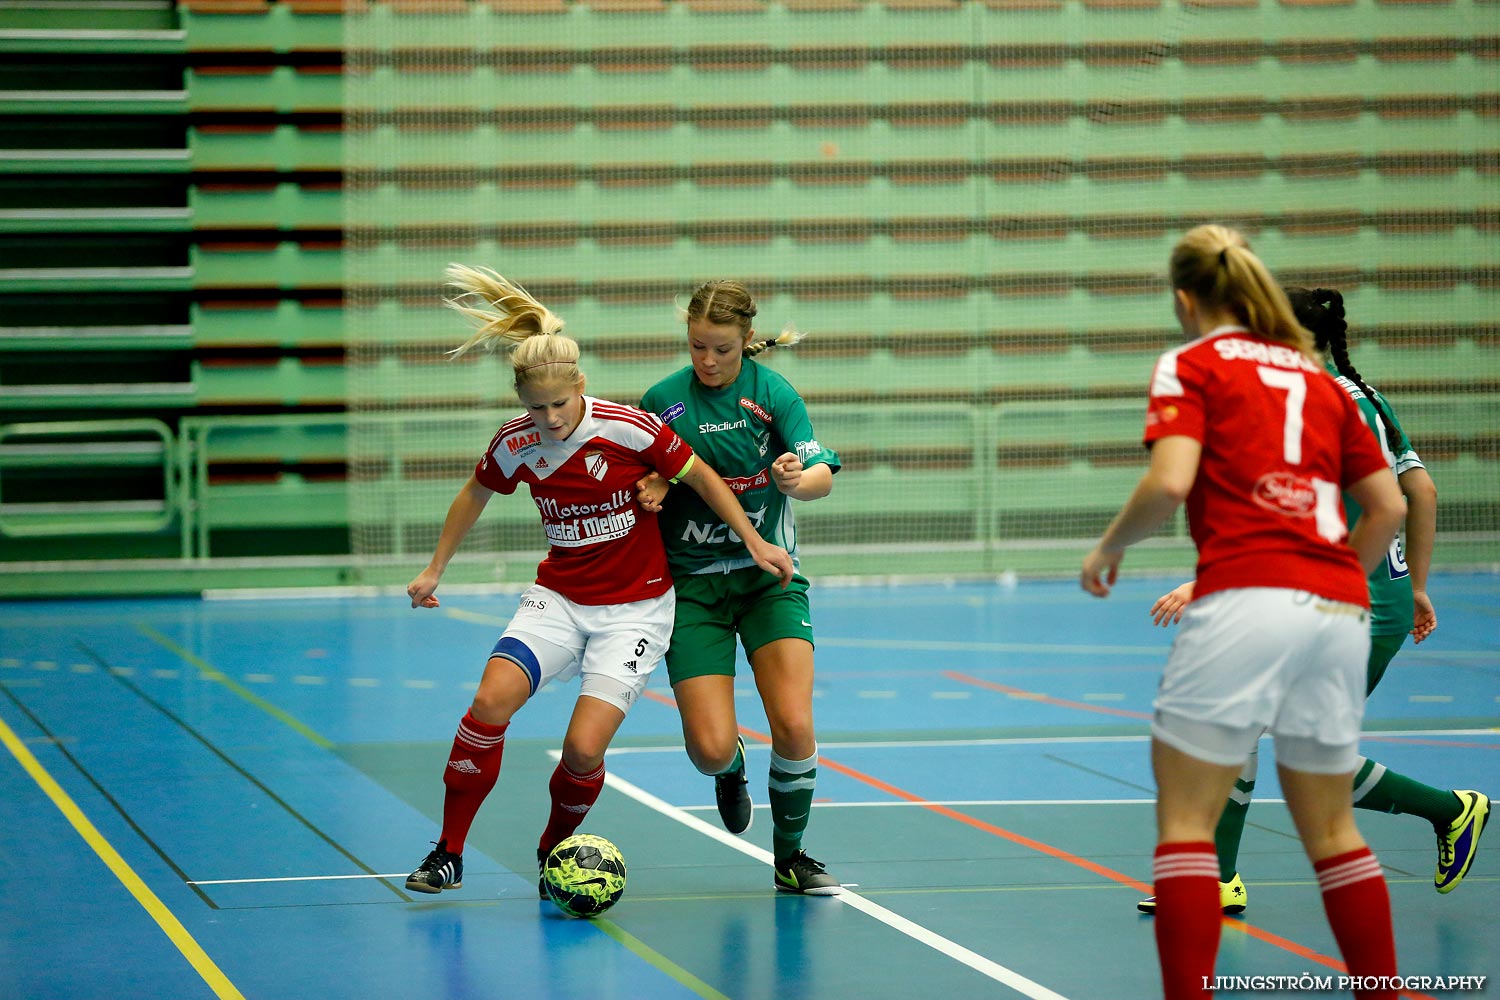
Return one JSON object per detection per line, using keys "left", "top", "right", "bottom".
{"left": 190, "top": 874, "right": 408, "bottom": 885}
{"left": 819, "top": 637, "right": 1167, "bottom": 656}
{"left": 601, "top": 729, "right": 1498, "bottom": 756}
{"left": 577, "top": 753, "right": 1072, "bottom": 1000}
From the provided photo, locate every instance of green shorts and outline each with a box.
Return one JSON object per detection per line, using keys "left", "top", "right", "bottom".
{"left": 1365, "top": 631, "right": 1408, "bottom": 696}
{"left": 664, "top": 566, "right": 813, "bottom": 684}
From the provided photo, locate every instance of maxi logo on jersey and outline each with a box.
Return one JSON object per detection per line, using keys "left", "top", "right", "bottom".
{"left": 535, "top": 488, "right": 637, "bottom": 548}
{"left": 506, "top": 431, "right": 542, "bottom": 455}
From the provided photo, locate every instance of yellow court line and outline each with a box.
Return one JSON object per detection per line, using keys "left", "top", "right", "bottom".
{"left": 0, "top": 716, "right": 245, "bottom": 1000}
{"left": 591, "top": 918, "right": 733, "bottom": 1000}
{"left": 135, "top": 624, "right": 333, "bottom": 749}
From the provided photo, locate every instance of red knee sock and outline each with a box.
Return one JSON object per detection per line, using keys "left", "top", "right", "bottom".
{"left": 438, "top": 712, "right": 507, "bottom": 855}
{"left": 1315, "top": 847, "right": 1398, "bottom": 999}
{"left": 538, "top": 761, "right": 606, "bottom": 858}
{"left": 1153, "top": 842, "right": 1222, "bottom": 999}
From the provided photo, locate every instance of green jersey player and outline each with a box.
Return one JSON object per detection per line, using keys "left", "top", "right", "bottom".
{"left": 638, "top": 279, "right": 844, "bottom": 894}
{"left": 1138, "top": 286, "right": 1486, "bottom": 917}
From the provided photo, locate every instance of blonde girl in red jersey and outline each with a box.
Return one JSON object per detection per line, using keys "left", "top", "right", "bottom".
{"left": 1081, "top": 226, "right": 1406, "bottom": 1000}
{"left": 403, "top": 265, "right": 793, "bottom": 896}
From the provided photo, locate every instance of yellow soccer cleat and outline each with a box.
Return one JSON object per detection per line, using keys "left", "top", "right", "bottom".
{"left": 1137, "top": 873, "right": 1247, "bottom": 915}
{"left": 1435, "top": 790, "right": 1489, "bottom": 894}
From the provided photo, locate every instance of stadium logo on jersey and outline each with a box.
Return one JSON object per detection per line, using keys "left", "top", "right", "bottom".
{"left": 506, "top": 430, "right": 541, "bottom": 455}
{"left": 1251, "top": 472, "right": 1318, "bottom": 517}
{"left": 700, "top": 418, "right": 747, "bottom": 434}
{"left": 660, "top": 402, "right": 686, "bottom": 424}
{"left": 585, "top": 450, "right": 609, "bottom": 481}
{"left": 739, "top": 397, "right": 772, "bottom": 423}
{"left": 794, "top": 439, "right": 823, "bottom": 461}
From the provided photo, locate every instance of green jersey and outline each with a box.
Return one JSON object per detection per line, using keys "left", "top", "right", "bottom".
{"left": 1332, "top": 370, "right": 1423, "bottom": 635}
{"left": 640, "top": 359, "right": 840, "bottom": 574}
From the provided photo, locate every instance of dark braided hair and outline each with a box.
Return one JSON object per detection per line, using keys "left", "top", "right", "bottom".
{"left": 1285, "top": 286, "right": 1403, "bottom": 456}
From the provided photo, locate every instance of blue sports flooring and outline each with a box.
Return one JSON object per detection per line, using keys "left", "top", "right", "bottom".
{"left": 1, "top": 574, "right": 1496, "bottom": 999}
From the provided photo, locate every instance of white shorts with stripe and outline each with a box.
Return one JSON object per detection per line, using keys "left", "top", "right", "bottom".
{"left": 1153, "top": 587, "right": 1370, "bottom": 775}
{"left": 489, "top": 584, "right": 674, "bottom": 715}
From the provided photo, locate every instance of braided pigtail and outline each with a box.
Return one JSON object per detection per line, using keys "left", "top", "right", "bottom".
{"left": 1286, "top": 286, "right": 1403, "bottom": 456}
{"left": 744, "top": 325, "right": 806, "bottom": 358}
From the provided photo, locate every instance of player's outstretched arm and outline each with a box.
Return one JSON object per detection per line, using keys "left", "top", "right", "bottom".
{"left": 407, "top": 474, "right": 495, "bottom": 608}
{"left": 675, "top": 457, "right": 795, "bottom": 587}
{"left": 770, "top": 452, "right": 832, "bottom": 501}
{"left": 1081, "top": 436, "right": 1199, "bottom": 598}
{"left": 1150, "top": 581, "right": 1195, "bottom": 626}
{"left": 1397, "top": 465, "right": 1438, "bottom": 642}
{"left": 1345, "top": 468, "right": 1404, "bottom": 578}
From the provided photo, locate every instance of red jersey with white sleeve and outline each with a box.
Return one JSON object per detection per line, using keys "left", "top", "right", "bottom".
{"left": 1143, "top": 325, "right": 1389, "bottom": 606}
{"left": 474, "top": 396, "right": 694, "bottom": 605}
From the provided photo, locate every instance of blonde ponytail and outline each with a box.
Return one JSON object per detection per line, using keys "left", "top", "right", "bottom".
{"left": 444, "top": 264, "right": 582, "bottom": 387}
{"left": 1169, "top": 225, "right": 1315, "bottom": 359}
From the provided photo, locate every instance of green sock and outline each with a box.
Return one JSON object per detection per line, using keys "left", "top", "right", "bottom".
{"left": 769, "top": 747, "right": 817, "bottom": 860}
{"left": 1216, "top": 751, "right": 1257, "bottom": 881}
{"left": 713, "top": 740, "right": 744, "bottom": 777}
{"left": 1352, "top": 757, "right": 1462, "bottom": 827}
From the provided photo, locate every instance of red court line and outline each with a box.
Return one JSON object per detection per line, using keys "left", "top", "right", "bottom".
{"left": 944, "top": 670, "right": 1153, "bottom": 720}
{"left": 641, "top": 687, "right": 1436, "bottom": 999}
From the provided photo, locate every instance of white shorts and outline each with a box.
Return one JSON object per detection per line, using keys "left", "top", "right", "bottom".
{"left": 1152, "top": 587, "right": 1370, "bottom": 775}
{"left": 488, "top": 584, "right": 674, "bottom": 715}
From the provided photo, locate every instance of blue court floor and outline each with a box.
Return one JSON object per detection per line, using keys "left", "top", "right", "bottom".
{"left": 1, "top": 573, "right": 1496, "bottom": 999}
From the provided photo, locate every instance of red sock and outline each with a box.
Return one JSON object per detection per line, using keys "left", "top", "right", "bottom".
{"left": 1153, "top": 842, "right": 1222, "bottom": 999}
{"left": 538, "top": 761, "right": 606, "bottom": 858}
{"left": 1315, "top": 847, "right": 1398, "bottom": 1000}
{"left": 438, "top": 712, "right": 507, "bottom": 855}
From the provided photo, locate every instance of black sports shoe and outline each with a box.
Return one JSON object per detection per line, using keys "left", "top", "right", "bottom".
{"left": 774, "top": 850, "right": 841, "bottom": 895}
{"left": 714, "top": 736, "right": 753, "bottom": 834}
{"left": 406, "top": 839, "right": 463, "bottom": 894}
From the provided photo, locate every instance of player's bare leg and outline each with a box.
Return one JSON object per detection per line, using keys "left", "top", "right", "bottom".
{"left": 407, "top": 655, "right": 532, "bottom": 894}
{"left": 674, "top": 674, "right": 753, "bottom": 834}
{"left": 751, "top": 638, "right": 838, "bottom": 893}
{"left": 535, "top": 696, "right": 627, "bottom": 894}
{"left": 1280, "top": 765, "right": 1397, "bottom": 991}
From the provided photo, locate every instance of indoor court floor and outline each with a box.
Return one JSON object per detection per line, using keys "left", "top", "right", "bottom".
{"left": 2, "top": 573, "right": 1496, "bottom": 999}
